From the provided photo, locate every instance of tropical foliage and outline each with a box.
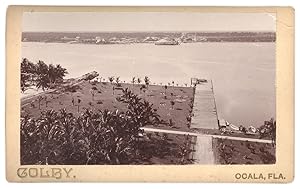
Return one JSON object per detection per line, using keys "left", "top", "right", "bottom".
{"left": 258, "top": 118, "right": 276, "bottom": 145}
{"left": 21, "top": 88, "right": 161, "bottom": 165}
{"left": 21, "top": 58, "right": 68, "bottom": 92}
{"left": 144, "top": 76, "right": 150, "bottom": 88}
{"left": 115, "top": 76, "right": 121, "bottom": 85}
{"left": 108, "top": 76, "right": 114, "bottom": 84}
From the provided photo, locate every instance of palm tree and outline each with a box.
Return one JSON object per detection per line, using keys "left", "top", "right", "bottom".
{"left": 36, "top": 60, "right": 48, "bottom": 76}
{"left": 137, "top": 78, "right": 141, "bottom": 86}
{"left": 35, "top": 60, "right": 50, "bottom": 91}
{"left": 36, "top": 75, "right": 50, "bottom": 91}
{"left": 48, "top": 64, "right": 56, "bottom": 88}
{"left": 21, "top": 58, "right": 36, "bottom": 76}
{"left": 27, "top": 60, "right": 68, "bottom": 91}
{"left": 131, "top": 77, "right": 136, "bottom": 86}
{"left": 144, "top": 76, "right": 150, "bottom": 88}
{"left": 269, "top": 118, "right": 276, "bottom": 146}
{"left": 172, "top": 81, "right": 175, "bottom": 86}
{"left": 108, "top": 76, "right": 114, "bottom": 84}
{"left": 48, "top": 64, "right": 67, "bottom": 88}
{"left": 116, "top": 76, "right": 120, "bottom": 85}
{"left": 259, "top": 118, "right": 276, "bottom": 146}
{"left": 21, "top": 58, "right": 36, "bottom": 92}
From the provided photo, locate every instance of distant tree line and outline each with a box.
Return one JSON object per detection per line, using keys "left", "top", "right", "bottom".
{"left": 21, "top": 58, "right": 68, "bottom": 92}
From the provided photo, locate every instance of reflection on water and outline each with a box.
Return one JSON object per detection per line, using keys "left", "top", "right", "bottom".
{"left": 22, "top": 42, "right": 275, "bottom": 127}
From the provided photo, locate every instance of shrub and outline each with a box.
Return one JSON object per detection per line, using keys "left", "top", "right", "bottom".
{"left": 64, "top": 84, "right": 81, "bottom": 93}
{"left": 21, "top": 89, "right": 161, "bottom": 165}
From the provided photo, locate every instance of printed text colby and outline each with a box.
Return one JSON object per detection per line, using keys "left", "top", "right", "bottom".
{"left": 17, "top": 168, "right": 74, "bottom": 179}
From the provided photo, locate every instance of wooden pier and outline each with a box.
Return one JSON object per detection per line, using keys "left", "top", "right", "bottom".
{"left": 190, "top": 80, "right": 219, "bottom": 130}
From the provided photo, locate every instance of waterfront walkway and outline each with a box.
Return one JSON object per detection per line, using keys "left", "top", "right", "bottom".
{"left": 193, "top": 135, "right": 215, "bottom": 164}
{"left": 190, "top": 80, "right": 219, "bottom": 130}
{"left": 142, "top": 127, "right": 273, "bottom": 144}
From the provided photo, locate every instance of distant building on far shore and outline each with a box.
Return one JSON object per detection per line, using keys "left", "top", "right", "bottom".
{"left": 143, "top": 36, "right": 159, "bottom": 43}
{"left": 155, "top": 38, "right": 179, "bottom": 45}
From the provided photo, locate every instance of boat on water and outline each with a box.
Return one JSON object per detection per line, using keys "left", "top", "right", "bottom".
{"left": 155, "top": 38, "right": 180, "bottom": 45}
{"left": 218, "top": 118, "right": 259, "bottom": 135}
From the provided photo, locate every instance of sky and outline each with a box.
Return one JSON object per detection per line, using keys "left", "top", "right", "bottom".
{"left": 23, "top": 12, "right": 276, "bottom": 32}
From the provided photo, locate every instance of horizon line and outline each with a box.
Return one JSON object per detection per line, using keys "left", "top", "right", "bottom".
{"left": 22, "top": 30, "right": 276, "bottom": 33}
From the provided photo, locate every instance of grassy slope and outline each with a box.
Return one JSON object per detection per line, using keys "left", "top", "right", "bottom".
{"left": 21, "top": 81, "right": 194, "bottom": 132}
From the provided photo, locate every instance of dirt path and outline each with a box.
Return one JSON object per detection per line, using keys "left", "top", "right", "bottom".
{"left": 193, "top": 135, "right": 215, "bottom": 164}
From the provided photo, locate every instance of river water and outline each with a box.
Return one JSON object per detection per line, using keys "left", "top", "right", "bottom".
{"left": 22, "top": 42, "right": 275, "bottom": 127}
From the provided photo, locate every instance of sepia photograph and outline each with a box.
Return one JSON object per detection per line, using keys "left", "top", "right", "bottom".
{"left": 19, "top": 11, "right": 277, "bottom": 166}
